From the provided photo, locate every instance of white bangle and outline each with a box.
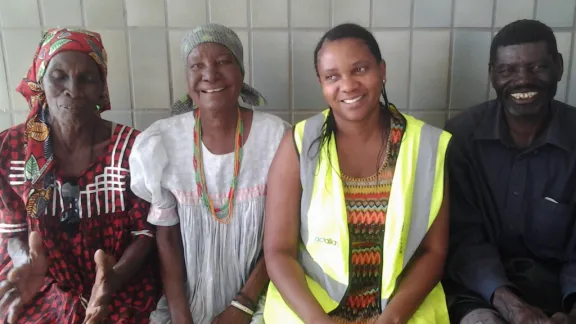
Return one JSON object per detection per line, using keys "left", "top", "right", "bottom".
{"left": 231, "top": 300, "right": 255, "bottom": 316}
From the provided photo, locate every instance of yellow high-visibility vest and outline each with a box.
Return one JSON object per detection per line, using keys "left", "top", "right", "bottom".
{"left": 264, "top": 108, "right": 451, "bottom": 323}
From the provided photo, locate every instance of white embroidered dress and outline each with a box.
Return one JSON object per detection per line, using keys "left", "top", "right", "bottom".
{"left": 129, "top": 110, "right": 289, "bottom": 324}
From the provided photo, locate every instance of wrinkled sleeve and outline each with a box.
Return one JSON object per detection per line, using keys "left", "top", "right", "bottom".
{"left": 0, "top": 133, "right": 27, "bottom": 238}
{"left": 126, "top": 179, "right": 155, "bottom": 238}
{"left": 560, "top": 263, "right": 576, "bottom": 311}
{"left": 0, "top": 175, "right": 27, "bottom": 238}
{"left": 446, "top": 133, "right": 512, "bottom": 303}
{"left": 129, "top": 127, "right": 179, "bottom": 227}
{"left": 560, "top": 216, "right": 576, "bottom": 311}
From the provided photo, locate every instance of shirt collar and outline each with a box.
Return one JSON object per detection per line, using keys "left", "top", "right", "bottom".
{"left": 473, "top": 100, "right": 572, "bottom": 151}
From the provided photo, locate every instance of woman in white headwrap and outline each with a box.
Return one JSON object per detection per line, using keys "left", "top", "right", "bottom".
{"left": 129, "top": 24, "right": 290, "bottom": 324}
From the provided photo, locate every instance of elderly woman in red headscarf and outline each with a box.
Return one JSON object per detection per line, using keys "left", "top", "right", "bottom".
{"left": 0, "top": 28, "right": 161, "bottom": 323}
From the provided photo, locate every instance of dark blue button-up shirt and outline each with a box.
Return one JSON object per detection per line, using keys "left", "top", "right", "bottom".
{"left": 445, "top": 99, "right": 576, "bottom": 310}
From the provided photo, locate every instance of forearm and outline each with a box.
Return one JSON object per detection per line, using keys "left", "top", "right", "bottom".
{"left": 7, "top": 235, "right": 29, "bottom": 267}
{"left": 570, "top": 302, "right": 576, "bottom": 316}
{"left": 111, "top": 236, "right": 153, "bottom": 291}
{"left": 267, "top": 252, "right": 329, "bottom": 323}
{"left": 492, "top": 286, "right": 527, "bottom": 320}
{"left": 237, "top": 256, "right": 269, "bottom": 307}
{"left": 157, "top": 227, "right": 193, "bottom": 323}
{"left": 382, "top": 249, "right": 446, "bottom": 323}
{"left": 449, "top": 243, "right": 511, "bottom": 302}
{"left": 560, "top": 263, "right": 576, "bottom": 312}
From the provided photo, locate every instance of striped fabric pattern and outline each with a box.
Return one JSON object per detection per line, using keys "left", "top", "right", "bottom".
{"left": 330, "top": 110, "right": 405, "bottom": 324}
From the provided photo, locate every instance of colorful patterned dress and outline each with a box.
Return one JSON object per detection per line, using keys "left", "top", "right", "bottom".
{"left": 0, "top": 123, "right": 161, "bottom": 323}
{"left": 330, "top": 111, "right": 405, "bottom": 324}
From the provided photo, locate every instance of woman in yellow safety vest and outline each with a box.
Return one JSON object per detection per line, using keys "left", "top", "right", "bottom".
{"left": 263, "top": 23, "right": 452, "bottom": 324}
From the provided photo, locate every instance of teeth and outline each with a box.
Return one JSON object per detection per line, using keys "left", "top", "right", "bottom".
{"left": 204, "top": 88, "right": 224, "bottom": 93}
{"left": 511, "top": 92, "right": 537, "bottom": 100}
{"left": 342, "top": 96, "right": 363, "bottom": 104}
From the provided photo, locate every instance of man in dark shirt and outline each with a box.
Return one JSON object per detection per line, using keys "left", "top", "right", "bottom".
{"left": 445, "top": 19, "right": 576, "bottom": 324}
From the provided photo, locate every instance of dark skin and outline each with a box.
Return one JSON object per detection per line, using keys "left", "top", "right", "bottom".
{"left": 0, "top": 51, "right": 153, "bottom": 324}
{"left": 264, "top": 38, "right": 450, "bottom": 324}
{"left": 157, "top": 43, "right": 268, "bottom": 324}
{"left": 490, "top": 41, "right": 563, "bottom": 149}
{"left": 489, "top": 42, "right": 575, "bottom": 324}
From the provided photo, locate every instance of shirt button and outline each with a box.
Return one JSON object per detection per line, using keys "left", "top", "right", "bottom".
{"left": 514, "top": 191, "right": 520, "bottom": 195}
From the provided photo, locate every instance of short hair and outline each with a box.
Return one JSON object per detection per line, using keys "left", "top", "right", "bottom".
{"left": 490, "top": 19, "right": 559, "bottom": 64}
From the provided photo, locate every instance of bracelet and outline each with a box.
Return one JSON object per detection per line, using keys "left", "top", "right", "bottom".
{"left": 236, "top": 292, "right": 256, "bottom": 309}
{"left": 231, "top": 300, "right": 255, "bottom": 316}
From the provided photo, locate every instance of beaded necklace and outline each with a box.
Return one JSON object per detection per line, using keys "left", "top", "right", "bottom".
{"left": 193, "top": 107, "right": 244, "bottom": 224}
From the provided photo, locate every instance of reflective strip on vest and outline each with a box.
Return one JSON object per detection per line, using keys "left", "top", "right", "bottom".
{"left": 298, "top": 112, "right": 347, "bottom": 301}
{"left": 298, "top": 112, "right": 443, "bottom": 305}
{"left": 382, "top": 123, "right": 442, "bottom": 308}
{"left": 403, "top": 123, "right": 442, "bottom": 267}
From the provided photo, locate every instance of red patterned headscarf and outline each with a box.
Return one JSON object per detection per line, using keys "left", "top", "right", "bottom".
{"left": 16, "top": 28, "right": 109, "bottom": 218}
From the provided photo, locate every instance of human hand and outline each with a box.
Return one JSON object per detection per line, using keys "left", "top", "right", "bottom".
{"left": 549, "top": 312, "right": 576, "bottom": 324}
{"left": 507, "top": 306, "right": 549, "bottom": 324}
{"left": 493, "top": 287, "right": 549, "bottom": 324}
{"left": 0, "top": 231, "right": 47, "bottom": 323}
{"left": 83, "top": 250, "right": 117, "bottom": 324}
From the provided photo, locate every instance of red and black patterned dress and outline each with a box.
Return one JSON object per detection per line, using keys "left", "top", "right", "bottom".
{"left": 329, "top": 109, "right": 405, "bottom": 324}
{"left": 0, "top": 123, "right": 161, "bottom": 323}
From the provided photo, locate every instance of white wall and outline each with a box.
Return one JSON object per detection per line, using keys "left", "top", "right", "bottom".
{"left": 1, "top": 0, "right": 576, "bottom": 131}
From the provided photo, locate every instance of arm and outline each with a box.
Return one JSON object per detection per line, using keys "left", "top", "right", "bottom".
{"left": 444, "top": 135, "right": 548, "bottom": 323}
{"left": 85, "top": 233, "right": 155, "bottom": 322}
{"left": 85, "top": 172, "right": 161, "bottom": 323}
{"left": 106, "top": 236, "right": 153, "bottom": 292}
{"left": 445, "top": 136, "right": 511, "bottom": 302}
{"left": 107, "top": 193, "right": 156, "bottom": 293}
{"left": 212, "top": 255, "right": 270, "bottom": 323}
{"left": 0, "top": 133, "right": 48, "bottom": 322}
{"left": 0, "top": 150, "right": 29, "bottom": 270}
{"left": 560, "top": 264, "right": 576, "bottom": 312}
{"left": 0, "top": 232, "right": 47, "bottom": 323}
{"left": 236, "top": 255, "right": 269, "bottom": 309}
{"left": 157, "top": 224, "right": 193, "bottom": 324}
{"left": 127, "top": 128, "right": 191, "bottom": 322}
{"left": 549, "top": 253, "right": 576, "bottom": 324}
{"left": 560, "top": 213, "right": 576, "bottom": 312}
{"left": 264, "top": 131, "right": 332, "bottom": 323}
{"left": 378, "top": 174, "right": 450, "bottom": 323}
